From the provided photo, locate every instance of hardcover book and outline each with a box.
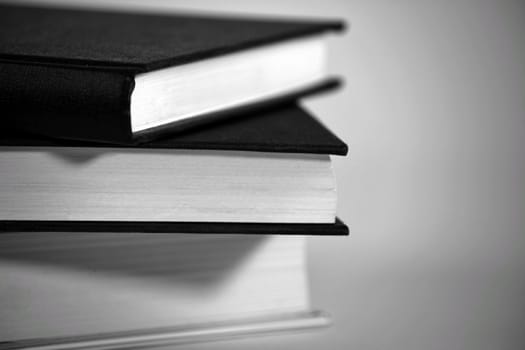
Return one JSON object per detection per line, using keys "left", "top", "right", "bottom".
{"left": 0, "top": 4, "right": 344, "bottom": 144}
{"left": 0, "top": 105, "right": 348, "bottom": 235}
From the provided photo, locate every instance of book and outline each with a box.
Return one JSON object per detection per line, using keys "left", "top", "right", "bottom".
{"left": 0, "top": 232, "right": 330, "bottom": 349}
{"left": 0, "top": 4, "right": 344, "bottom": 144}
{"left": 0, "top": 104, "right": 348, "bottom": 234}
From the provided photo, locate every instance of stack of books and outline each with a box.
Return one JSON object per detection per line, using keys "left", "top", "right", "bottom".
{"left": 0, "top": 4, "right": 349, "bottom": 349}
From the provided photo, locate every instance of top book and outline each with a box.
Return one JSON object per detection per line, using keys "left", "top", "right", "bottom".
{"left": 0, "top": 5, "right": 344, "bottom": 144}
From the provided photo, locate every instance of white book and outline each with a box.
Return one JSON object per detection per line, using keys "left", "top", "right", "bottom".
{"left": 0, "top": 233, "right": 329, "bottom": 349}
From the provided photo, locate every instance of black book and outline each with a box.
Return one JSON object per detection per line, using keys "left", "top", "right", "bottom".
{"left": 0, "top": 104, "right": 348, "bottom": 235}
{"left": 0, "top": 4, "right": 344, "bottom": 144}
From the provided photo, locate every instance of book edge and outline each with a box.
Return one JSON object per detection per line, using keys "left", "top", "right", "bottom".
{"left": 0, "top": 311, "right": 330, "bottom": 350}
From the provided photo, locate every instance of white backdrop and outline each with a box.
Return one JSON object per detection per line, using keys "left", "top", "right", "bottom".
{"left": 7, "top": 1, "right": 525, "bottom": 349}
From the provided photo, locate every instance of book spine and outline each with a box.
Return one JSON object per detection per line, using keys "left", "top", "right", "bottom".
{"left": 0, "top": 62, "right": 135, "bottom": 144}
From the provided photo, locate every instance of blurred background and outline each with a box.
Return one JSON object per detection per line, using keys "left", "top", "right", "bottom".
{"left": 8, "top": 0, "right": 525, "bottom": 349}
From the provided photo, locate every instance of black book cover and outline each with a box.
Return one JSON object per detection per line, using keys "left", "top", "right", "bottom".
{"left": 1, "top": 104, "right": 348, "bottom": 155}
{"left": 0, "top": 219, "right": 348, "bottom": 236}
{"left": 0, "top": 4, "right": 344, "bottom": 144}
{"left": 0, "top": 104, "right": 348, "bottom": 235}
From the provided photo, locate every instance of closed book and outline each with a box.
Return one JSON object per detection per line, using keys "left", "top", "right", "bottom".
{"left": 0, "top": 232, "right": 331, "bottom": 349}
{"left": 0, "top": 104, "right": 348, "bottom": 235}
{"left": 0, "top": 4, "right": 344, "bottom": 144}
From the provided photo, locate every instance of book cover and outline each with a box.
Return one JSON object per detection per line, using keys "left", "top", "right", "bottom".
{"left": 0, "top": 104, "right": 348, "bottom": 155}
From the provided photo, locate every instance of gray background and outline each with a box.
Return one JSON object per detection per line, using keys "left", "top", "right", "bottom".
{"left": 12, "top": 0, "right": 525, "bottom": 349}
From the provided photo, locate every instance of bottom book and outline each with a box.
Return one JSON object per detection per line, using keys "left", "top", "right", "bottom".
{"left": 0, "top": 233, "right": 329, "bottom": 349}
